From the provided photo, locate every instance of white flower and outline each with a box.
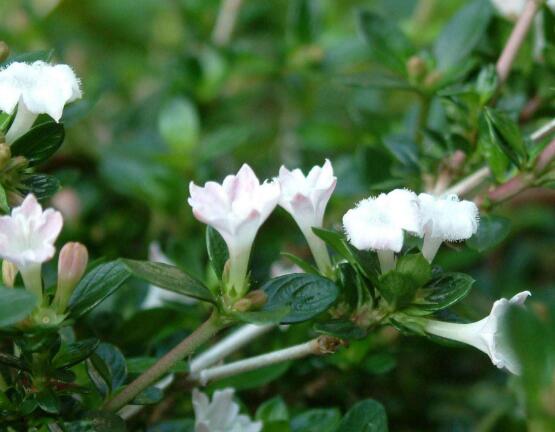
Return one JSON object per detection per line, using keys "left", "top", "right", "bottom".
{"left": 343, "top": 189, "right": 421, "bottom": 272}
{"left": 418, "top": 193, "right": 479, "bottom": 262}
{"left": 0, "top": 194, "right": 63, "bottom": 301}
{"left": 0, "top": 61, "right": 82, "bottom": 143}
{"left": 278, "top": 159, "right": 336, "bottom": 273}
{"left": 192, "top": 388, "right": 262, "bottom": 432}
{"left": 425, "top": 291, "right": 531, "bottom": 375}
{"left": 188, "top": 164, "right": 280, "bottom": 298}
{"left": 490, "top": 0, "right": 526, "bottom": 20}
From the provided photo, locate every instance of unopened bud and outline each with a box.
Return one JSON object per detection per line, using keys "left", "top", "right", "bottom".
{"left": 0, "top": 143, "right": 11, "bottom": 170}
{"left": 0, "top": 41, "right": 9, "bottom": 63}
{"left": 233, "top": 298, "right": 252, "bottom": 312}
{"left": 406, "top": 56, "right": 427, "bottom": 82}
{"left": 2, "top": 260, "right": 18, "bottom": 288}
{"left": 52, "top": 242, "right": 88, "bottom": 313}
{"left": 244, "top": 289, "right": 267, "bottom": 308}
{"left": 424, "top": 70, "right": 442, "bottom": 89}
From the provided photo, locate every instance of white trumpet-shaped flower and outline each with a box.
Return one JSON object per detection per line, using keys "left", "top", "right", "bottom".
{"left": 343, "top": 189, "right": 422, "bottom": 272}
{"left": 278, "top": 159, "right": 336, "bottom": 274}
{"left": 418, "top": 193, "right": 479, "bottom": 263}
{"left": 0, "top": 61, "right": 82, "bottom": 143}
{"left": 192, "top": 388, "right": 262, "bottom": 432}
{"left": 0, "top": 194, "right": 63, "bottom": 301}
{"left": 425, "top": 291, "right": 531, "bottom": 375}
{"left": 189, "top": 164, "right": 280, "bottom": 298}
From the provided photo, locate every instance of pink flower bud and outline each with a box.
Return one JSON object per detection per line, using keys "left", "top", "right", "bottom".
{"left": 52, "top": 242, "right": 88, "bottom": 313}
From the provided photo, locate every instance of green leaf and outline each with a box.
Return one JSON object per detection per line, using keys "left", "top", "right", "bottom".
{"left": 206, "top": 226, "right": 229, "bottom": 279}
{"left": 0, "top": 185, "right": 9, "bottom": 213}
{"left": 395, "top": 253, "right": 432, "bottom": 288}
{"left": 233, "top": 307, "right": 291, "bottom": 325}
{"left": 411, "top": 272, "right": 474, "bottom": 313}
{"left": 121, "top": 259, "right": 215, "bottom": 304}
{"left": 339, "top": 72, "right": 414, "bottom": 92}
{"left": 0, "top": 287, "right": 37, "bottom": 327}
{"left": 357, "top": 11, "right": 413, "bottom": 75}
{"left": 378, "top": 271, "right": 418, "bottom": 310}
{"left": 312, "top": 227, "right": 357, "bottom": 266}
{"left": 260, "top": 274, "right": 339, "bottom": 324}
{"left": 281, "top": 252, "right": 319, "bottom": 275}
{"left": 467, "top": 215, "right": 511, "bottom": 252}
{"left": 21, "top": 174, "right": 61, "bottom": 200}
{"left": 87, "top": 343, "right": 127, "bottom": 397}
{"left": 69, "top": 261, "right": 131, "bottom": 318}
{"left": 131, "top": 386, "right": 163, "bottom": 405}
{"left": 36, "top": 389, "right": 60, "bottom": 414}
{"left": 478, "top": 112, "right": 511, "bottom": 181}
{"left": 314, "top": 320, "right": 367, "bottom": 340}
{"left": 11, "top": 121, "right": 65, "bottom": 166}
{"left": 336, "top": 399, "right": 388, "bottom": 432}
{"left": 256, "top": 396, "right": 290, "bottom": 423}
{"left": 127, "top": 357, "right": 188, "bottom": 374}
{"left": 63, "top": 411, "right": 126, "bottom": 432}
{"left": 483, "top": 108, "right": 528, "bottom": 168}
{"left": 291, "top": 408, "right": 341, "bottom": 432}
{"left": 434, "top": 0, "right": 492, "bottom": 71}
{"left": 52, "top": 338, "right": 100, "bottom": 369}
{"left": 158, "top": 96, "right": 200, "bottom": 155}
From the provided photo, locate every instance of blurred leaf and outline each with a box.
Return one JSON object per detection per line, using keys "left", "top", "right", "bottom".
{"left": 11, "top": 121, "right": 64, "bottom": 166}
{"left": 358, "top": 10, "right": 413, "bottom": 75}
{"left": 467, "top": 215, "right": 511, "bottom": 252}
{"left": 260, "top": 273, "right": 339, "bottom": 324}
{"left": 339, "top": 72, "right": 414, "bottom": 91}
{"left": 478, "top": 111, "right": 511, "bottom": 181}
{"left": 395, "top": 253, "right": 432, "bottom": 288}
{"left": 291, "top": 408, "right": 341, "bottom": 432}
{"left": 0, "top": 286, "right": 37, "bottom": 327}
{"left": 483, "top": 108, "right": 528, "bottom": 168}
{"left": 206, "top": 227, "right": 229, "bottom": 280}
{"left": 63, "top": 411, "right": 126, "bottom": 432}
{"left": 36, "top": 389, "right": 60, "bottom": 414}
{"left": 127, "top": 357, "right": 188, "bottom": 374}
{"left": 131, "top": 386, "right": 164, "bottom": 405}
{"left": 69, "top": 260, "right": 131, "bottom": 318}
{"left": 281, "top": 252, "right": 319, "bottom": 275}
{"left": 314, "top": 320, "right": 367, "bottom": 340}
{"left": 121, "top": 259, "right": 215, "bottom": 304}
{"left": 434, "top": 0, "right": 492, "bottom": 71}
{"left": 0, "top": 185, "right": 9, "bottom": 213}
{"left": 378, "top": 271, "right": 417, "bottom": 309}
{"left": 211, "top": 362, "right": 291, "bottom": 391}
{"left": 336, "top": 399, "right": 388, "bottom": 432}
{"left": 256, "top": 396, "right": 290, "bottom": 422}
{"left": 158, "top": 97, "right": 199, "bottom": 156}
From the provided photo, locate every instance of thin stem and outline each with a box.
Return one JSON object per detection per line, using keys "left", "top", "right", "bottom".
{"left": 198, "top": 336, "right": 342, "bottom": 384}
{"left": 212, "top": 0, "right": 243, "bottom": 47}
{"left": 189, "top": 323, "right": 275, "bottom": 375}
{"left": 444, "top": 166, "right": 491, "bottom": 197}
{"left": 103, "top": 312, "right": 226, "bottom": 412}
{"left": 530, "top": 118, "right": 555, "bottom": 142}
{"left": 496, "top": 0, "right": 542, "bottom": 85}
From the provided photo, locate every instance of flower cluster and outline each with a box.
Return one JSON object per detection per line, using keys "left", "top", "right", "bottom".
{"left": 343, "top": 190, "right": 479, "bottom": 271}
{"left": 0, "top": 194, "right": 88, "bottom": 322}
{"left": 0, "top": 61, "right": 81, "bottom": 143}
{"left": 188, "top": 160, "right": 335, "bottom": 300}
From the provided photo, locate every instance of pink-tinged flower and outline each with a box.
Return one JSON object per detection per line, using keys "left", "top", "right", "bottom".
{"left": 192, "top": 388, "right": 262, "bottom": 432}
{"left": 278, "top": 160, "right": 336, "bottom": 274}
{"left": 189, "top": 164, "right": 280, "bottom": 298}
{"left": 343, "top": 189, "right": 422, "bottom": 272}
{"left": 418, "top": 193, "right": 479, "bottom": 263}
{"left": 0, "top": 194, "right": 63, "bottom": 301}
{"left": 0, "top": 61, "right": 82, "bottom": 143}
{"left": 52, "top": 242, "right": 88, "bottom": 313}
{"left": 425, "top": 291, "right": 531, "bottom": 375}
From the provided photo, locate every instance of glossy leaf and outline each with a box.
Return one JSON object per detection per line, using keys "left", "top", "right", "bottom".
{"left": 52, "top": 338, "right": 100, "bottom": 369}
{"left": 336, "top": 399, "right": 388, "bottom": 432}
{"left": 411, "top": 272, "right": 474, "bottom": 313}
{"left": 206, "top": 226, "right": 229, "bottom": 279}
{"left": 121, "top": 259, "right": 215, "bottom": 303}
{"left": 11, "top": 121, "right": 65, "bottom": 166}
{"left": 0, "top": 287, "right": 37, "bottom": 327}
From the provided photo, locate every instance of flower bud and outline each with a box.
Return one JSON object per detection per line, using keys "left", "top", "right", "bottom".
{"left": 2, "top": 260, "right": 18, "bottom": 288}
{"left": 406, "top": 56, "right": 427, "bottom": 83}
{"left": 52, "top": 242, "right": 88, "bottom": 313}
{"left": 0, "top": 41, "right": 9, "bottom": 63}
{"left": 0, "top": 143, "right": 11, "bottom": 170}
{"left": 232, "top": 290, "right": 267, "bottom": 312}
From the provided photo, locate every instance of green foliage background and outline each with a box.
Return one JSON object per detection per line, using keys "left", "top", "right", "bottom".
{"left": 1, "top": 0, "right": 555, "bottom": 430}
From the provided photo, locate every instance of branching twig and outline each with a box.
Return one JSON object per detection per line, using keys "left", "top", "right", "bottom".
{"left": 197, "top": 336, "right": 344, "bottom": 384}
{"left": 212, "top": 0, "right": 243, "bottom": 47}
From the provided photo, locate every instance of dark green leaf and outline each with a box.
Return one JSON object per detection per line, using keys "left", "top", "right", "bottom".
{"left": 467, "top": 215, "right": 511, "bottom": 252}
{"left": 206, "top": 226, "right": 229, "bottom": 279}
{"left": 131, "top": 386, "right": 164, "bottom": 405}
{"left": 260, "top": 274, "right": 339, "bottom": 324}
{"left": 358, "top": 11, "right": 413, "bottom": 75}
{"left": 483, "top": 108, "right": 528, "bottom": 168}
{"left": 336, "top": 399, "right": 388, "bottom": 432}
{"left": 52, "top": 338, "right": 100, "bottom": 369}
{"left": 395, "top": 253, "right": 432, "bottom": 288}
{"left": 36, "top": 389, "right": 60, "bottom": 414}
{"left": 411, "top": 272, "right": 474, "bottom": 313}
{"left": 0, "top": 286, "right": 37, "bottom": 327}
{"left": 122, "top": 259, "right": 215, "bottom": 304}
{"left": 434, "top": 0, "right": 492, "bottom": 71}
{"left": 233, "top": 307, "right": 291, "bottom": 325}
{"left": 11, "top": 121, "right": 65, "bottom": 166}
{"left": 478, "top": 112, "right": 511, "bottom": 181}
{"left": 256, "top": 396, "right": 289, "bottom": 423}
{"left": 281, "top": 252, "right": 319, "bottom": 275}
{"left": 63, "top": 411, "right": 126, "bottom": 432}
{"left": 21, "top": 174, "right": 61, "bottom": 201}
{"left": 291, "top": 408, "right": 341, "bottom": 432}
{"left": 378, "top": 271, "right": 418, "bottom": 310}
{"left": 312, "top": 228, "right": 357, "bottom": 266}
{"left": 69, "top": 260, "right": 131, "bottom": 317}
{"left": 314, "top": 320, "right": 367, "bottom": 340}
